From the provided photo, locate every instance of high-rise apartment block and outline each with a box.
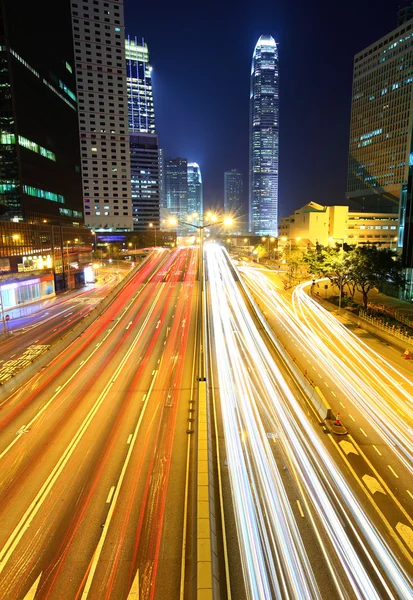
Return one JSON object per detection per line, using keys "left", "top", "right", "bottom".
{"left": 165, "top": 157, "right": 188, "bottom": 223}
{"left": 71, "top": 0, "right": 132, "bottom": 230}
{"left": 125, "top": 36, "right": 155, "bottom": 134}
{"left": 130, "top": 133, "right": 160, "bottom": 230}
{"left": 249, "top": 35, "right": 279, "bottom": 236}
{"left": 187, "top": 162, "right": 203, "bottom": 217}
{"left": 0, "top": 0, "right": 83, "bottom": 225}
{"left": 224, "top": 169, "right": 243, "bottom": 215}
{"left": 347, "top": 4, "right": 413, "bottom": 296}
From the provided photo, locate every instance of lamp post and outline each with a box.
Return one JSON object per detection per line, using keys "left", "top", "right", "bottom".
{"left": 66, "top": 240, "right": 70, "bottom": 290}
{"left": 168, "top": 213, "right": 233, "bottom": 379}
{"left": 329, "top": 236, "right": 345, "bottom": 309}
{"left": 148, "top": 222, "right": 157, "bottom": 246}
{"left": 0, "top": 285, "right": 7, "bottom": 337}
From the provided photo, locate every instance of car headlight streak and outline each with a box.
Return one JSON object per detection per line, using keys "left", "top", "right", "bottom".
{"left": 206, "top": 247, "right": 412, "bottom": 600}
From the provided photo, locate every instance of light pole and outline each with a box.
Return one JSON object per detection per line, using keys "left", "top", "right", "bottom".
{"left": 329, "top": 236, "right": 345, "bottom": 309}
{"left": 168, "top": 213, "right": 233, "bottom": 379}
{"left": 66, "top": 240, "right": 71, "bottom": 290}
{"left": 0, "top": 285, "right": 7, "bottom": 337}
{"left": 148, "top": 222, "right": 157, "bottom": 246}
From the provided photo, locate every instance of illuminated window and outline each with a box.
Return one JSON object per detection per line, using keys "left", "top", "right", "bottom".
{"left": 23, "top": 185, "right": 64, "bottom": 204}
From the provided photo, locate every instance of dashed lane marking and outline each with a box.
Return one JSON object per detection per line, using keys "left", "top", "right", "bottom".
{"left": 106, "top": 486, "right": 115, "bottom": 504}
{"left": 388, "top": 465, "right": 399, "bottom": 479}
{"left": 360, "top": 428, "right": 368, "bottom": 437}
{"left": 348, "top": 414, "right": 356, "bottom": 422}
{"left": 373, "top": 445, "right": 382, "bottom": 456}
{"left": 296, "top": 500, "right": 305, "bottom": 518}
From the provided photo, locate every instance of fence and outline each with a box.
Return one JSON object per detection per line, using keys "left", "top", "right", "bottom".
{"left": 359, "top": 310, "right": 413, "bottom": 345}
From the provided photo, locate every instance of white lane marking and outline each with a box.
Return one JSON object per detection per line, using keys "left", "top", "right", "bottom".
{"left": 127, "top": 434, "right": 133, "bottom": 445}
{"left": 0, "top": 290, "right": 164, "bottom": 569}
{"left": 359, "top": 428, "right": 368, "bottom": 438}
{"left": 55, "top": 386, "right": 61, "bottom": 392}
{"left": 331, "top": 391, "right": 336, "bottom": 397}
{"left": 388, "top": 465, "right": 399, "bottom": 479}
{"left": 339, "top": 402, "right": 346, "bottom": 409}
{"left": 152, "top": 370, "right": 155, "bottom": 375}
{"left": 23, "top": 572, "right": 42, "bottom": 600}
{"left": 156, "top": 319, "right": 161, "bottom": 329}
{"left": 312, "top": 366, "right": 316, "bottom": 371}
{"left": 126, "top": 321, "right": 132, "bottom": 330}
{"left": 81, "top": 374, "right": 158, "bottom": 599}
{"left": 339, "top": 440, "right": 359, "bottom": 456}
{"left": 106, "top": 486, "right": 115, "bottom": 504}
{"left": 142, "top": 393, "right": 147, "bottom": 403}
{"left": 296, "top": 500, "right": 305, "bottom": 518}
{"left": 127, "top": 568, "right": 140, "bottom": 599}
{"left": 373, "top": 445, "right": 382, "bottom": 456}
{"left": 53, "top": 328, "right": 57, "bottom": 331}
{"left": 10, "top": 354, "right": 16, "bottom": 359}
{"left": 324, "top": 382, "right": 329, "bottom": 388}
{"left": 348, "top": 414, "right": 356, "bottom": 422}
{"left": 362, "top": 475, "right": 386, "bottom": 495}
{"left": 396, "top": 523, "right": 413, "bottom": 551}
{"left": 407, "top": 489, "right": 413, "bottom": 501}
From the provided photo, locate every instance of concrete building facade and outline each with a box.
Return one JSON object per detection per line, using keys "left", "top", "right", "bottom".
{"left": 71, "top": 0, "right": 133, "bottom": 230}
{"left": 279, "top": 202, "right": 398, "bottom": 249}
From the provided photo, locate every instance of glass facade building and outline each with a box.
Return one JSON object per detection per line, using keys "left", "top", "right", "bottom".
{"left": 224, "top": 169, "right": 243, "bottom": 215}
{"left": 0, "top": 0, "right": 83, "bottom": 225}
{"left": 165, "top": 157, "right": 188, "bottom": 230}
{"left": 346, "top": 9, "right": 413, "bottom": 297}
{"left": 249, "top": 35, "right": 279, "bottom": 236}
{"left": 187, "top": 162, "right": 203, "bottom": 217}
{"left": 125, "top": 36, "right": 155, "bottom": 134}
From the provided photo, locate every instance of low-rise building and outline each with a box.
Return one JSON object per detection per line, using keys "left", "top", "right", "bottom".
{"left": 279, "top": 202, "right": 398, "bottom": 248}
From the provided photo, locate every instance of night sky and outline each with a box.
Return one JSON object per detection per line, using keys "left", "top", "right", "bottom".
{"left": 124, "top": 0, "right": 402, "bottom": 218}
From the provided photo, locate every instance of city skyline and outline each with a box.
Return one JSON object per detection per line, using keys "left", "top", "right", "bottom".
{"left": 124, "top": 0, "right": 404, "bottom": 217}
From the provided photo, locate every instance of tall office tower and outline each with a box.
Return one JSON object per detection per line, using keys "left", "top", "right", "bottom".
{"left": 130, "top": 133, "right": 160, "bottom": 230}
{"left": 165, "top": 157, "right": 188, "bottom": 226}
{"left": 346, "top": 7, "right": 413, "bottom": 296}
{"left": 249, "top": 35, "right": 279, "bottom": 236}
{"left": 125, "top": 36, "right": 155, "bottom": 133}
{"left": 71, "top": 0, "right": 132, "bottom": 230}
{"left": 187, "top": 162, "right": 203, "bottom": 216}
{"left": 158, "top": 148, "right": 166, "bottom": 208}
{"left": 224, "top": 169, "right": 243, "bottom": 214}
{"left": 0, "top": 0, "right": 83, "bottom": 225}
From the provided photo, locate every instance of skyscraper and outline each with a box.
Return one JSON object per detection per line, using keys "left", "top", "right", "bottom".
{"left": 125, "top": 35, "right": 159, "bottom": 232}
{"left": 346, "top": 5, "right": 413, "bottom": 296}
{"left": 249, "top": 35, "right": 279, "bottom": 236}
{"left": 165, "top": 157, "right": 188, "bottom": 225}
{"left": 0, "top": 0, "right": 83, "bottom": 225}
{"left": 187, "top": 162, "right": 203, "bottom": 217}
{"left": 71, "top": 0, "right": 133, "bottom": 230}
{"left": 130, "top": 133, "right": 160, "bottom": 231}
{"left": 224, "top": 169, "right": 243, "bottom": 215}
{"left": 125, "top": 36, "right": 155, "bottom": 134}
{"left": 158, "top": 148, "right": 166, "bottom": 209}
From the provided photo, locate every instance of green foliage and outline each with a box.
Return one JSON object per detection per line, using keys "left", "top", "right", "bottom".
{"left": 305, "top": 245, "right": 405, "bottom": 308}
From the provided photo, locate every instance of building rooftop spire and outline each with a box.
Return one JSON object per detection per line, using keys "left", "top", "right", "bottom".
{"left": 397, "top": 1, "right": 413, "bottom": 26}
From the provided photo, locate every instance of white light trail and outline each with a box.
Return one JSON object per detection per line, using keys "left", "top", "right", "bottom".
{"left": 206, "top": 246, "right": 413, "bottom": 600}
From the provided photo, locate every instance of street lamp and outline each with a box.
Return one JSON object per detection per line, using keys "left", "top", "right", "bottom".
{"left": 167, "top": 212, "right": 233, "bottom": 380}
{"left": 148, "top": 222, "right": 158, "bottom": 246}
{"left": 65, "top": 240, "right": 71, "bottom": 290}
{"left": 329, "top": 236, "right": 345, "bottom": 309}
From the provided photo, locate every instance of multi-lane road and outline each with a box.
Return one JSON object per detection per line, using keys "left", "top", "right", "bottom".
{"left": 2, "top": 242, "right": 413, "bottom": 600}
{"left": 0, "top": 247, "right": 199, "bottom": 600}
{"left": 205, "top": 244, "right": 413, "bottom": 600}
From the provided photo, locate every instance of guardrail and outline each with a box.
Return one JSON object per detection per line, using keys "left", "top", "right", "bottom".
{"left": 359, "top": 310, "right": 413, "bottom": 345}
{"left": 0, "top": 252, "right": 161, "bottom": 398}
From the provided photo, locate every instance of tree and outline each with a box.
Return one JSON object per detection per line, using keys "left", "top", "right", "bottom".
{"left": 351, "top": 246, "right": 405, "bottom": 308}
{"left": 253, "top": 244, "right": 267, "bottom": 261}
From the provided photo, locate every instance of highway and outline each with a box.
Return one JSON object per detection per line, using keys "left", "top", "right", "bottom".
{"left": 0, "top": 247, "right": 198, "bottom": 600}
{"left": 0, "top": 263, "right": 132, "bottom": 385}
{"left": 205, "top": 244, "right": 413, "bottom": 600}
